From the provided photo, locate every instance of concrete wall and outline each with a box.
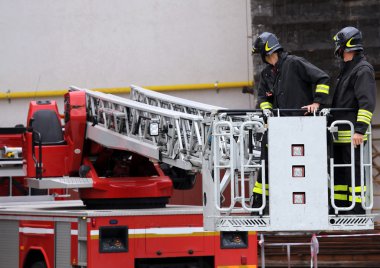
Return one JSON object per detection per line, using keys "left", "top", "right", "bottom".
{"left": 0, "top": 0, "right": 254, "bottom": 126}
{"left": 250, "top": 0, "right": 380, "bottom": 78}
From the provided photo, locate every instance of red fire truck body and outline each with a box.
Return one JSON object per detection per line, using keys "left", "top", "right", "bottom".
{"left": 0, "top": 86, "right": 258, "bottom": 268}
{"left": 3, "top": 85, "right": 373, "bottom": 268}
{"left": 0, "top": 201, "right": 257, "bottom": 268}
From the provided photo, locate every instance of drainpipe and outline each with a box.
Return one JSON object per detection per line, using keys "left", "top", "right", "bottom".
{"left": 0, "top": 81, "right": 253, "bottom": 100}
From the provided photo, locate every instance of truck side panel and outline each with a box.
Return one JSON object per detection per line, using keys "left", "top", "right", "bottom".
{"left": 86, "top": 214, "right": 257, "bottom": 267}
{"left": 0, "top": 220, "right": 19, "bottom": 267}
{"left": 55, "top": 222, "right": 71, "bottom": 268}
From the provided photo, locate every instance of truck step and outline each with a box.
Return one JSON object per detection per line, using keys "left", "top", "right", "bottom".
{"left": 25, "top": 177, "right": 93, "bottom": 189}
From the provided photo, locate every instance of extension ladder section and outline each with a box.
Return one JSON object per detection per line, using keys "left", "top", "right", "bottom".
{"left": 71, "top": 86, "right": 205, "bottom": 171}
{"left": 130, "top": 84, "right": 226, "bottom": 155}
{"left": 27, "top": 86, "right": 209, "bottom": 190}
{"left": 130, "top": 85, "right": 223, "bottom": 117}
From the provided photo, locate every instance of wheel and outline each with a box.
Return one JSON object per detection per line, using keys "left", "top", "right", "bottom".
{"left": 30, "top": 261, "right": 47, "bottom": 268}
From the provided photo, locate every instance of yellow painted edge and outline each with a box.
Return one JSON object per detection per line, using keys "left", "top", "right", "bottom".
{"left": 0, "top": 81, "right": 253, "bottom": 100}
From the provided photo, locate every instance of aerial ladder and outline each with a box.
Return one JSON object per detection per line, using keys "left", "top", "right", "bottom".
{"left": 130, "top": 85, "right": 375, "bottom": 232}
{"left": 0, "top": 84, "right": 375, "bottom": 268}
{"left": 6, "top": 84, "right": 372, "bottom": 231}
{"left": 130, "top": 88, "right": 376, "bottom": 268}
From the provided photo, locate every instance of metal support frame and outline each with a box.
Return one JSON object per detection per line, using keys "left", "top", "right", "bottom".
{"left": 239, "top": 121, "right": 265, "bottom": 213}
{"left": 329, "top": 120, "right": 356, "bottom": 213}
{"left": 259, "top": 233, "right": 319, "bottom": 268}
{"left": 329, "top": 121, "right": 373, "bottom": 214}
{"left": 211, "top": 114, "right": 265, "bottom": 215}
{"left": 361, "top": 125, "right": 373, "bottom": 210}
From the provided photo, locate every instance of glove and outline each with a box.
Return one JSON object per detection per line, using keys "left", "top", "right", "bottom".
{"left": 263, "top": 109, "right": 272, "bottom": 117}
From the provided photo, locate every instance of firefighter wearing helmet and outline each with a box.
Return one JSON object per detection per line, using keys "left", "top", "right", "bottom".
{"left": 251, "top": 32, "right": 330, "bottom": 213}
{"left": 331, "top": 26, "right": 376, "bottom": 214}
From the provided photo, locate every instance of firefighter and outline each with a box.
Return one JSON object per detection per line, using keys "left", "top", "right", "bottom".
{"left": 331, "top": 26, "right": 376, "bottom": 214}
{"left": 251, "top": 32, "right": 330, "bottom": 213}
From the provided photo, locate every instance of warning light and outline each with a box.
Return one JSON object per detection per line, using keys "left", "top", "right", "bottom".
{"left": 149, "top": 119, "right": 160, "bottom": 136}
{"left": 293, "top": 192, "right": 306, "bottom": 204}
{"left": 292, "top": 144, "right": 304, "bottom": 156}
{"left": 292, "top": 165, "right": 305, "bottom": 177}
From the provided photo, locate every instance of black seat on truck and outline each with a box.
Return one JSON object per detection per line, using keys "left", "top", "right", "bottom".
{"left": 30, "top": 110, "right": 65, "bottom": 145}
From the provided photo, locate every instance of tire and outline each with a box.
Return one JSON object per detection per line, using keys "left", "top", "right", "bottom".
{"left": 30, "top": 261, "right": 47, "bottom": 268}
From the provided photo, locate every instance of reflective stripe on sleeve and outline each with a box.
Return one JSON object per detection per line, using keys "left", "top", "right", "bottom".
{"left": 260, "top": 102, "right": 273, "bottom": 109}
{"left": 315, "top": 84, "right": 330, "bottom": 94}
{"left": 358, "top": 109, "right": 373, "bottom": 119}
{"left": 357, "top": 109, "right": 372, "bottom": 125}
{"left": 357, "top": 116, "right": 371, "bottom": 125}
{"left": 333, "top": 131, "right": 368, "bottom": 143}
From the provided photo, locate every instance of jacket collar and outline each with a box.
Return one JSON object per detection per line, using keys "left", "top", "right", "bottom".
{"left": 275, "top": 51, "right": 288, "bottom": 69}
{"left": 341, "top": 52, "right": 364, "bottom": 72}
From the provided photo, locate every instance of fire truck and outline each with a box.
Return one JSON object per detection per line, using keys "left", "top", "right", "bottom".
{"left": 0, "top": 85, "right": 375, "bottom": 268}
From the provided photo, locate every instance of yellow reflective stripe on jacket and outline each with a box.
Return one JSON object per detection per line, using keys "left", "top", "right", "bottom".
{"left": 337, "top": 130, "right": 351, "bottom": 136}
{"left": 358, "top": 109, "right": 373, "bottom": 119}
{"left": 254, "top": 181, "right": 269, "bottom": 189}
{"left": 334, "top": 185, "right": 348, "bottom": 191}
{"left": 253, "top": 181, "right": 269, "bottom": 195}
{"left": 334, "top": 194, "right": 347, "bottom": 201}
{"left": 333, "top": 137, "right": 352, "bottom": 143}
{"left": 253, "top": 187, "right": 269, "bottom": 196}
{"left": 357, "top": 116, "right": 371, "bottom": 125}
{"left": 357, "top": 109, "right": 372, "bottom": 125}
{"left": 348, "top": 196, "right": 362, "bottom": 203}
{"left": 260, "top": 101, "right": 273, "bottom": 109}
{"left": 334, "top": 131, "right": 368, "bottom": 143}
{"left": 349, "top": 186, "right": 366, "bottom": 193}
{"left": 315, "top": 84, "right": 330, "bottom": 94}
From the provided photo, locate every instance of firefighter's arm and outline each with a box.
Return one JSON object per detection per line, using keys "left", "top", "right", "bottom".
{"left": 257, "top": 73, "right": 273, "bottom": 110}
{"left": 295, "top": 57, "right": 330, "bottom": 105}
{"left": 353, "top": 66, "right": 376, "bottom": 135}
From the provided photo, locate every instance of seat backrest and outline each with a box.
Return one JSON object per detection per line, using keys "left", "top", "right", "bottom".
{"left": 31, "top": 110, "right": 65, "bottom": 145}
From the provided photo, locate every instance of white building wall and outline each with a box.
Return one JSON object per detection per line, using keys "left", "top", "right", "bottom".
{"left": 0, "top": 0, "right": 254, "bottom": 126}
